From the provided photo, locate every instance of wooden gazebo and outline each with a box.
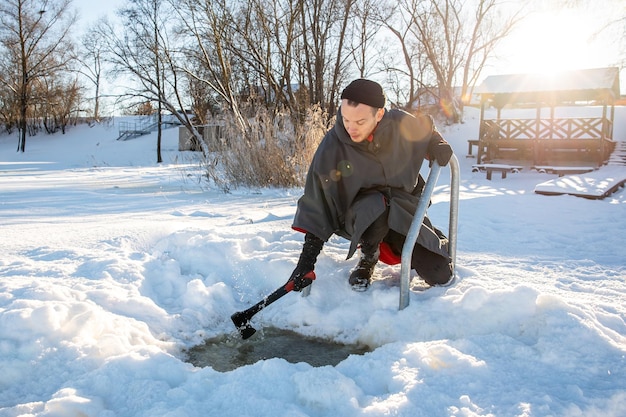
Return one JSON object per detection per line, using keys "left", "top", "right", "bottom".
{"left": 472, "top": 67, "right": 620, "bottom": 167}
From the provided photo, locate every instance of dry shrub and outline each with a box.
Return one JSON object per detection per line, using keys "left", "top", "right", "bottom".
{"left": 205, "top": 105, "right": 330, "bottom": 191}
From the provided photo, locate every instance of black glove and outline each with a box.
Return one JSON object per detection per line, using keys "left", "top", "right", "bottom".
{"left": 288, "top": 233, "right": 324, "bottom": 291}
{"left": 288, "top": 264, "right": 316, "bottom": 292}
{"left": 428, "top": 131, "right": 453, "bottom": 166}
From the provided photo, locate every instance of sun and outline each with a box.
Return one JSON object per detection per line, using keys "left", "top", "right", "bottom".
{"left": 497, "top": 7, "right": 615, "bottom": 75}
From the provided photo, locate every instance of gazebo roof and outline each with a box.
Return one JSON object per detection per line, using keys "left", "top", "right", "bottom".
{"left": 475, "top": 67, "right": 620, "bottom": 105}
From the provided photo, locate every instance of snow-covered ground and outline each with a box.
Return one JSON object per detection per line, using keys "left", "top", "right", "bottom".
{"left": 0, "top": 107, "right": 625, "bottom": 417}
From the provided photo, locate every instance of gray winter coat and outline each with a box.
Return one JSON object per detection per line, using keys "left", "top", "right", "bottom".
{"left": 292, "top": 107, "right": 450, "bottom": 261}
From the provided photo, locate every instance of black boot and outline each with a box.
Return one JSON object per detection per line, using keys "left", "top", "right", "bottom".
{"left": 349, "top": 248, "right": 379, "bottom": 291}
{"left": 349, "top": 209, "right": 389, "bottom": 291}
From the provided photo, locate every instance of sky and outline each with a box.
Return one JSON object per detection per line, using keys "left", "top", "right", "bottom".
{"left": 493, "top": 1, "right": 624, "bottom": 78}
{"left": 0, "top": 105, "right": 625, "bottom": 416}
{"left": 74, "top": 0, "right": 125, "bottom": 26}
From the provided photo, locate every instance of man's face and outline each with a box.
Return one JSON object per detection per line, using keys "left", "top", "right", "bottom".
{"left": 340, "top": 99, "right": 384, "bottom": 143}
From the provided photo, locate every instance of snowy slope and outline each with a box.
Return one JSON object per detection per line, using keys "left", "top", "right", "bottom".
{"left": 0, "top": 108, "right": 625, "bottom": 417}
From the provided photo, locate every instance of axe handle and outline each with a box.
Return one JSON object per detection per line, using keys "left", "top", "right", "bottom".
{"left": 239, "top": 280, "right": 294, "bottom": 320}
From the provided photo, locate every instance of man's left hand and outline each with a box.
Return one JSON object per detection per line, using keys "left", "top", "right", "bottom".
{"left": 428, "top": 133, "right": 453, "bottom": 166}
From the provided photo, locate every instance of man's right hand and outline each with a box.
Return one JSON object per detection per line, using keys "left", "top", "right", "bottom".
{"left": 288, "top": 266, "right": 316, "bottom": 291}
{"left": 288, "top": 232, "right": 323, "bottom": 291}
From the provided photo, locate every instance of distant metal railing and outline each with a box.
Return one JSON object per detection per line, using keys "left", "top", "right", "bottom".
{"left": 117, "top": 115, "right": 182, "bottom": 141}
{"left": 117, "top": 116, "right": 157, "bottom": 140}
{"left": 399, "top": 155, "right": 460, "bottom": 310}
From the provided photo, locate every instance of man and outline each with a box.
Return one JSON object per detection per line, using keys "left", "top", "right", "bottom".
{"left": 289, "top": 79, "right": 454, "bottom": 292}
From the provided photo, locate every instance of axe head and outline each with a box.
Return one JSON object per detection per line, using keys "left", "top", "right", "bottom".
{"left": 231, "top": 311, "right": 257, "bottom": 339}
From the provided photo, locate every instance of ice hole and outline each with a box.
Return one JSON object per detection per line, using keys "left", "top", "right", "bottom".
{"left": 185, "top": 327, "right": 372, "bottom": 372}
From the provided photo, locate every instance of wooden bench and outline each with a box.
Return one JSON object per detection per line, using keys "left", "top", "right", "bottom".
{"left": 532, "top": 166, "right": 596, "bottom": 177}
{"left": 472, "top": 164, "right": 523, "bottom": 180}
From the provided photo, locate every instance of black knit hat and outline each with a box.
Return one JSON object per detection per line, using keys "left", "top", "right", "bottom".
{"left": 340, "top": 79, "right": 386, "bottom": 108}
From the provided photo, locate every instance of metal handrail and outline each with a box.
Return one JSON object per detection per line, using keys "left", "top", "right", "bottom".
{"left": 399, "top": 154, "right": 460, "bottom": 310}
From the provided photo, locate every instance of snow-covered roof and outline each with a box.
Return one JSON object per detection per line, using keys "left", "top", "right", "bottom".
{"left": 475, "top": 67, "right": 621, "bottom": 103}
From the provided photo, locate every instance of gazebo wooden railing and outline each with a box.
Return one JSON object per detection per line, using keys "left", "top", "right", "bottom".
{"left": 476, "top": 116, "right": 615, "bottom": 165}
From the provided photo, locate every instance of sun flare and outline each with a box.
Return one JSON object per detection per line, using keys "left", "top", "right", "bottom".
{"left": 499, "top": 7, "right": 616, "bottom": 75}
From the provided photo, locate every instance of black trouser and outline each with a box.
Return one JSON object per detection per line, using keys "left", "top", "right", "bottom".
{"left": 361, "top": 211, "right": 452, "bottom": 286}
{"left": 359, "top": 207, "right": 389, "bottom": 257}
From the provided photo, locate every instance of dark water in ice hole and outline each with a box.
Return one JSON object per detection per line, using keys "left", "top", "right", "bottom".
{"left": 185, "top": 327, "right": 372, "bottom": 372}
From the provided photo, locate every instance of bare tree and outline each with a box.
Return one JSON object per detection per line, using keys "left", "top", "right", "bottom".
{"left": 98, "top": 0, "right": 205, "bottom": 160}
{"left": 0, "top": 56, "right": 20, "bottom": 133}
{"left": 383, "top": 0, "right": 523, "bottom": 122}
{"left": 0, "top": 0, "right": 76, "bottom": 151}
{"left": 177, "top": 0, "right": 313, "bottom": 121}
{"left": 175, "top": 0, "right": 248, "bottom": 133}
{"left": 177, "top": 0, "right": 364, "bottom": 118}
{"left": 348, "top": 0, "right": 389, "bottom": 79}
{"left": 36, "top": 73, "right": 80, "bottom": 133}
{"left": 326, "top": 0, "right": 361, "bottom": 116}
{"left": 589, "top": 0, "right": 626, "bottom": 69}
{"left": 77, "top": 27, "right": 105, "bottom": 121}
{"left": 457, "top": 0, "right": 524, "bottom": 111}
{"left": 113, "top": 0, "right": 167, "bottom": 163}
{"left": 379, "top": 2, "right": 431, "bottom": 109}
{"left": 297, "top": 0, "right": 354, "bottom": 111}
